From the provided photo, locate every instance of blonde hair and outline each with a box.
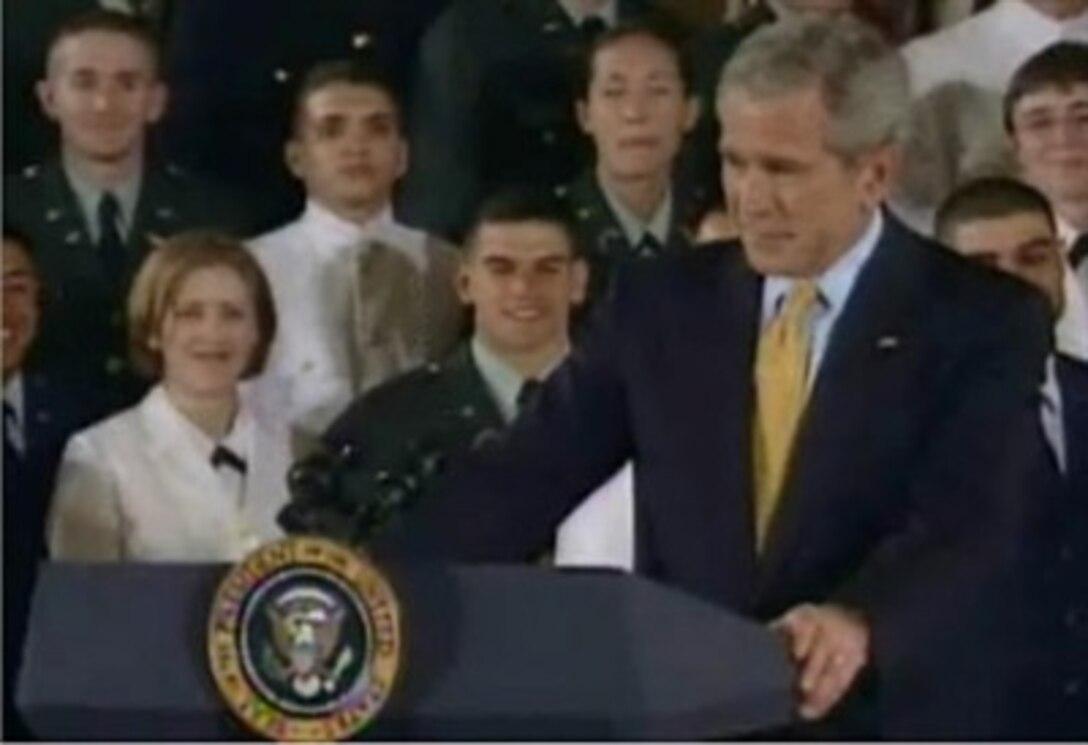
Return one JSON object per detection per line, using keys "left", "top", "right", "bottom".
{"left": 127, "top": 230, "right": 277, "bottom": 379}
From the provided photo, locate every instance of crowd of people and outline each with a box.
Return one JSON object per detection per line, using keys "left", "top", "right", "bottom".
{"left": 3, "top": 0, "right": 1087, "bottom": 739}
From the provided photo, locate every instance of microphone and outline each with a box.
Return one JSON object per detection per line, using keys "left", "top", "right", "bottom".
{"left": 278, "top": 442, "right": 365, "bottom": 541}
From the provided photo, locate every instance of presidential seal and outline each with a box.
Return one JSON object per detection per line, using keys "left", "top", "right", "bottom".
{"left": 207, "top": 537, "right": 401, "bottom": 741}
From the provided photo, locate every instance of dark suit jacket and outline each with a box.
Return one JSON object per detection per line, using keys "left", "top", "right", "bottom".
{"left": 3, "top": 157, "right": 250, "bottom": 411}
{"left": 3, "top": 363, "right": 102, "bottom": 741}
{"left": 1012, "top": 354, "right": 1088, "bottom": 740}
{"left": 377, "top": 214, "right": 1051, "bottom": 737}
{"left": 300, "top": 344, "right": 505, "bottom": 542}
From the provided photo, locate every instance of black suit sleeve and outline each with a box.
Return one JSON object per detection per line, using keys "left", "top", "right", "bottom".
{"left": 832, "top": 280, "right": 1051, "bottom": 737}
{"left": 374, "top": 277, "right": 638, "bottom": 562}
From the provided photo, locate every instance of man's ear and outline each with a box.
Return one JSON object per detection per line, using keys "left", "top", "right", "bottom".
{"left": 455, "top": 263, "right": 474, "bottom": 305}
{"left": 36, "top": 79, "right": 58, "bottom": 121}
{"left": 145, "top": 81, "right": 168, "bottom": 124}
{"left": 859, "top": 142, "right": 899, "bottom": 211}
{"left": 575, "top": 98, "right": 592, "bottom": 136}
{"left": 569, "top": 258, "right": 589, "bottom": 307}
{"left": 284, "top": 140, "right": 305, "bottom": 181}
{"left": 395, "top": 136, "right": 409, "bottom": 181}
{"left": 682, "top": 95, "right": 700, "bottom": 133}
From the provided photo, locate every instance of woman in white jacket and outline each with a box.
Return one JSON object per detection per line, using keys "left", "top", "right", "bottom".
{"left": 48, "top": 230, "right": 292, "bottom": 562}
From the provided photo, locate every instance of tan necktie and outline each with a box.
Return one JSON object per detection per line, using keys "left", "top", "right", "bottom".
{"left": 753, "top": 281, "right": 819, "bottom": 549}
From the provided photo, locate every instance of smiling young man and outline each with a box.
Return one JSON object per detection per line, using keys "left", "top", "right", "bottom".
{"left": 1005, "top": 42, "right": 1088, "bottom": 360}
{"left": 3, "top": 9, "right": 249, "bottom": 410}
{"left": 564, "top": 20, "right": 705, "bottom": 309}
{"left": 309, "top": 189, "right": 638, "bottom": 565}
{"left": 370, "top": 17, "right": 1051, "bottom": 739}
{"left": 248, "top": 61, "right": 462, "bottom": 438}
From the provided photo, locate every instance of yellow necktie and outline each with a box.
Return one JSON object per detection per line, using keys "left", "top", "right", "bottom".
{"left": 753, "top": 281, "right": 819, "bottom": 549}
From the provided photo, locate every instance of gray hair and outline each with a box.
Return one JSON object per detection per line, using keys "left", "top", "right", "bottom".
{"left": 717, "top": 16, "right": 910, "bottom": 158}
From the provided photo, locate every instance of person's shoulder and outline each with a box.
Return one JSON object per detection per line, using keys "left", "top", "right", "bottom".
{"left": 4, "top": 161, "right": 62, "bottom": 205}
{"left": 146, "top": 160, "right": 258, "bottom": 231}
{"left": 902, "top": 5, "right": 1002, "bottom": 90}
{"left": 621, "top": 239, "right": 740, "bottom": 288}
{"left": 894, "top": 221, "right": 1050, "bottom": 337}
{"left": 64, "top": 400, "right": 142, "bottom": 458}
{"left": 1056, "top": 353, "right": 1088, "bottom": 395}
{"left": 328, "top": 359, "right": 460, "bottom": 443}
{"left": 247, "top": 217, "right": 303, "bottom": 258}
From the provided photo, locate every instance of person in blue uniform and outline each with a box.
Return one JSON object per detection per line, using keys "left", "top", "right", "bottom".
{"left": 2, "top": 227, "right": 103, "bottom": 741}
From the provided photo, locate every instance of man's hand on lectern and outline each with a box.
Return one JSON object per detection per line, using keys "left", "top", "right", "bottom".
{"left": 771, "top": 603, "right": 870, "bottom": 721}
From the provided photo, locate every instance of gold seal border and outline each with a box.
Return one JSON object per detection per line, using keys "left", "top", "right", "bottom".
{"left": 207, "top": 536, "right": 402, "bottom": 741}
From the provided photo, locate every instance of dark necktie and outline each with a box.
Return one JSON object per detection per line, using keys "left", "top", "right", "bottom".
{"left": 635, "top": 232, "right": 664, "bottom": 258}
{"left": 211, "top": 445, "right": 248, "bottom": 475}
{"left": 580, "top": 15, "right": 607, "bottom": 42}
{"left": 97, "top": 192, "right": 128, "bottom": 288}
{"left": 1069, "top": 233, "right": 1088, "bottom": 270}
{"left": 516, "top": 379, "right": 543, "bottom": 413}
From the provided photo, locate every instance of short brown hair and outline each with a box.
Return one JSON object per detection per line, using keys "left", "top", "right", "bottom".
{"left": 935, "top": 177, "right": 1056, "bottom": 245}
{"left": 46, "top": 9, "right": 161, "bottom": 76}
{"left": 1004, "top": 41, "right": 1088, "bottom": 132}
{"left": 290, "top": 59, "right": 404, "bottom": 138}
{"left": 464, "top": 187, "right": 580, "bottom": 259}
{"left": 127, "top": 230, "right": 277, "bottom": 379}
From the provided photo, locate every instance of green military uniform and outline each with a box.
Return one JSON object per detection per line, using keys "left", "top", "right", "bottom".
{"left": 560, "top": 168, "right": 709, "bottom": 312}
{"left": 4, "top": 158, "right": 252, "bottom": 410}
{"left": 284, "top": 343, "right": 508, "bottom": 545}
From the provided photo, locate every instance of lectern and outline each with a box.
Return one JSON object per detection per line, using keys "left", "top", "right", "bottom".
{"left": 18, "top": 562, "right": 795, "bottom": 740}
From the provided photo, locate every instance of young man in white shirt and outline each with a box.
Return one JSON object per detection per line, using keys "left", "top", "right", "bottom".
{"left": 249, "top": 61, "right": 462, "bottom": 438}
{"left": 893, "top": 1, "right": 1088, "bottom": 225}
{"left": 1005, "top": 41, "right": 1088, "bottom": 360}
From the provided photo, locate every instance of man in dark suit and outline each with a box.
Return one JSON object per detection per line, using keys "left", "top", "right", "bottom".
{"left": 936, "top": 177, "right": 1088, "bottom": 739}
{"left": 563, "top": 20, "right": 709, "bottom": 312}
{"left": 397, "top": 0, "right": 654, "bottom": 240}
{"left": 2, "top": 228, "right": 102, "bottom": 740}
{"left": 373, "top": 17, "right": 1051, "bottom": 738}
{"left": 3, "top": 9, "right": 250, "bottom": 411}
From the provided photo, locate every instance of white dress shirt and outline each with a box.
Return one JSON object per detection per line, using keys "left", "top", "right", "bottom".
{"left": 248, "top": 200, "right": 435, "bottom": 435}
{"left": 48, "top": 385, "right": 291, "bottom": 562}
{"left": 761, "top": 210, "right": 883, "bottom": 387}
{"left": 1056, "top": 218, "right": 1088, "bottom": 362}
{"left": 904, "top": 0, "right": 1088, "bottom": 97}
{"left": 1040, "top": 356, "right": 1067, "bottom": 472}
{"left": 3, "top": 374, "right": 26, "bottom": 454}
